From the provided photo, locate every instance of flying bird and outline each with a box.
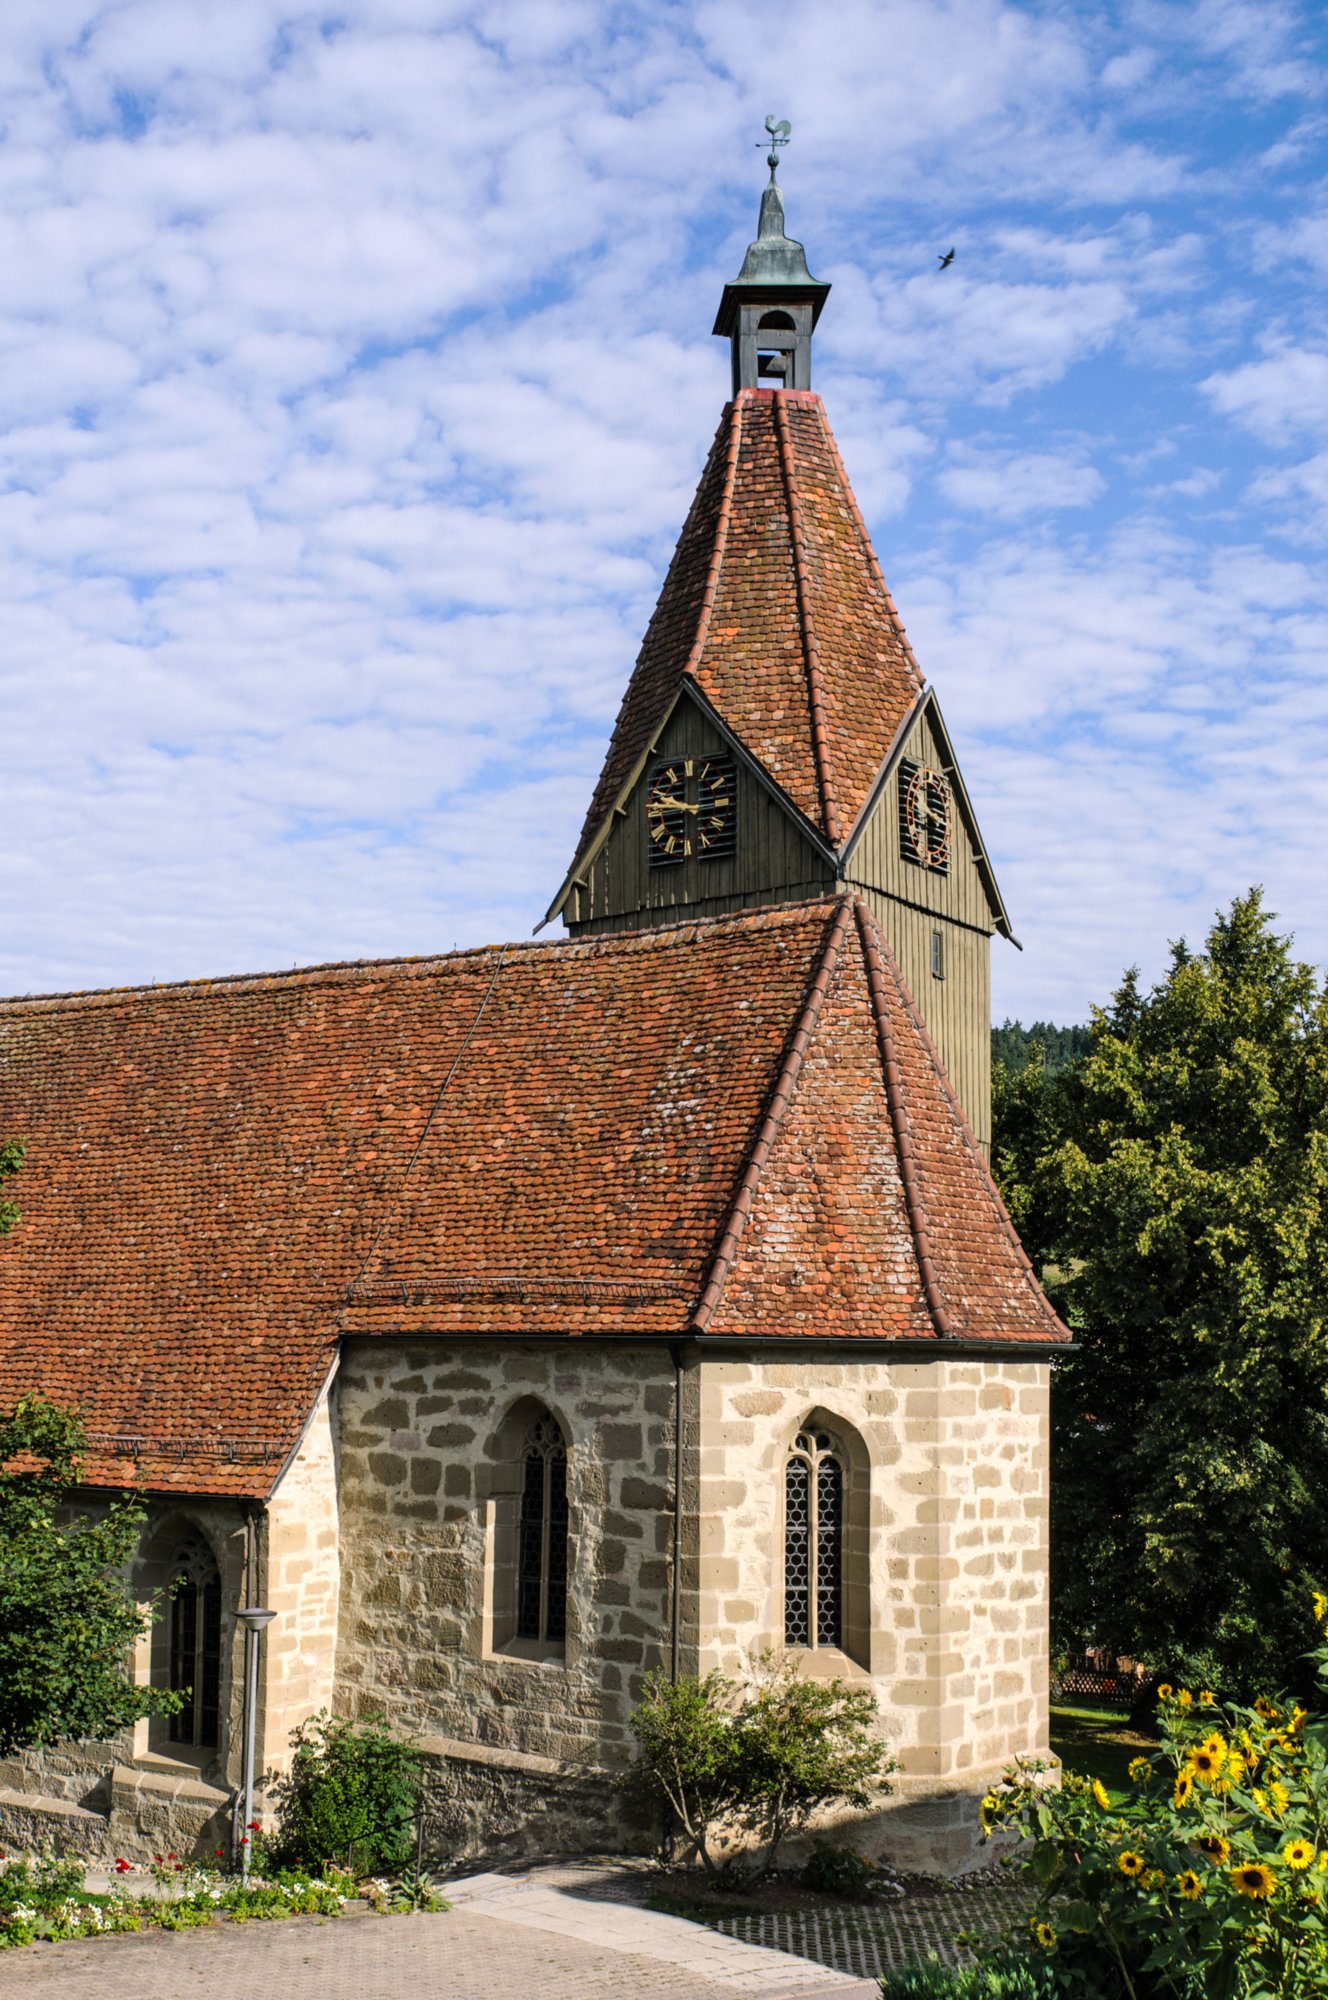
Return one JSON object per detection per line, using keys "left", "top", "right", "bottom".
{"left": 937, "top": 247, "right": 955, "bottom": 270}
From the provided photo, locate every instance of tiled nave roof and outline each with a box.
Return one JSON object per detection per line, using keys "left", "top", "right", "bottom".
{"left": 0, "top": 901, "right": 1065, "bottom": 1498}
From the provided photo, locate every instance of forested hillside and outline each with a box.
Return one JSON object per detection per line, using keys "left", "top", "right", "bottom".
{"left": 990, "top": 1018, "right": 1090, "bottom": 1074}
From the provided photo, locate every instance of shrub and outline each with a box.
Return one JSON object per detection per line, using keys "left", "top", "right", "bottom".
{"left": 982, "top": 1591, "right": 1328, "bottom": 1998}
{"left": 629, "top": 1657, "right": 892, "bottom": 1878}
{"left": 734, "top": 1658, "right": 893, "bottom": 1874}
{"left": 802, "top": 1840, "right": 877, "bottom": 1900}
{"left": 268, "top": 1709, "right": 422, "bottom": 1875}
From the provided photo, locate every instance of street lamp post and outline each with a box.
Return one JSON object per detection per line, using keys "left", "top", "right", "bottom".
{"left": 235, "top": 1605, "right": 276, "bottom": 1882}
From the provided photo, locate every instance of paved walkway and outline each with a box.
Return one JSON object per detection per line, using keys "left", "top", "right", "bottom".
{"left": 0, "top": 1864, "right": 882, "bottom": 2000}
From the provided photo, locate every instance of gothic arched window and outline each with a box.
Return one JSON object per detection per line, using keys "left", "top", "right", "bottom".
{"left": 784, "top": 1430, "right": 843, "bottom": 1649}
{"left": 167, "top": 1538, "right": 222, "bottom": 1748}
{"left": 516, "top": 1414, "right": 568, "bottom": 1645}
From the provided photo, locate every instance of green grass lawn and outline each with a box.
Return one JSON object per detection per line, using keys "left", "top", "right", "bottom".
{"left": 1049, "top": 1701, "right": 1155, "bottom": 1805}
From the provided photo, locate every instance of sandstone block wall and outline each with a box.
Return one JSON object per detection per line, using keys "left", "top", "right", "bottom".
{"left": 692, "top": 1353, "right": 1051, "bottom": 1869}
{"left": 261, "top": 1388, "right": 342, "bottom": 1774}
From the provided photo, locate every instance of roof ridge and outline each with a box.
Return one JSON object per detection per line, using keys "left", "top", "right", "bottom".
{"left": 690, "top": 898, "right": 852, "bottom": 1332}
{"left": 684, "top": 394, "right": 743, "bottom": 683}
{"left": 813, "top": 399, "right": 925, "bottom": 705}
{"left": 851, "top": 899, "right": 954, "bottom": 1337}
{"left": 0, "top": 899, "right": 845, "bottom": 1014}
{"left": 774, "top": 392, "right": 842, "bottom": 846}
{"left": 855, "top": 898, "right": 1068, "bottom": 1342}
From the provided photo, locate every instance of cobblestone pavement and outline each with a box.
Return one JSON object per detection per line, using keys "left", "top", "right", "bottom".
{"left": 708, "top": 1884, "right": 1030, "bottom": 1980}
{"left": 0, "top": 1867, "right": 883, "bottom": 2000}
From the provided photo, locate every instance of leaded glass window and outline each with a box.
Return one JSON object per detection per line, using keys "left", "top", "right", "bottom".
{"left": 784, "top": 1431, "right": 843, "bottom": 1649}
{"left": 167, "top": 1539, "right": 222, "bottom": 1748}
{"left": 516, "top": 1414, "right": 569, "bottom": 1645}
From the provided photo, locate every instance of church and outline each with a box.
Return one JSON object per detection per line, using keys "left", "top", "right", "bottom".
{"left": 0, "top": 156, "right": 1068, "bottom": 1874}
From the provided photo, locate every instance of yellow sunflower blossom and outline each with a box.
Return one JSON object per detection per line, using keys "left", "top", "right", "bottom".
{"left": 1173, "top": 1770, "right": 1194, "bottom": 1808}
{"left": 1144, "top": 1869, "right": 1165, "bottom": 1890}
{"left": 1157, "top": 1683, "right": 1174, "bottom": 1701}
{"left": 1283, "top": 1840, "right": 1314, "bottom": 1871}
{"left": 1031, "top": 1921, "right": 1057, "bottom": 1951}
{"left": 1198, "top": 1689, "right": 1216, "bottom": 1707}
{"left": 1196, "top": 1834, "right": 1231, "bottom": 1863}
{"left": 1253, "top": 1789, "right": 1268, "bottom": 1813}
{"left": 1225, "top": 1753, "right": 1247, "bottom": 1787}
{"left": 1255, "top": 1697, "right": 1280, "bottom": 1721}
{"left": 1091, "top": 1778, "right": 1112, "bottom": 1810}
{"left": 1318, "top": 1853, "right": 1328, "bottom": 1873}
{"left": 1128, "top": 1756, "right": 1152, "bottom": 1784}
{"left": 1231, "top": 1862, "right": 1276, "bottom": 1901}
{"left": 1313, "top": 1590, "right": 1327, "bottom": 1625}
{"left": 1188, "top": 1746, "right": 1225, "bottom": 1784}
{"left": 1289, "top": 1707, "right": 1307, "bottom": 1732}
{"left": 1178, "top": 1689, "right": 1194, "bottom": 1709}
{"left": 1270, "top": 1781, "right": 1290, "bottom": 1816}
{"left": 1201, "top": 1732, "right": 1226, "bottom": 1758}
{"left": 1118, "top": 1851, "right": 1146, "bottom": 1878}
{"left": 1177, "top": 1870, "right": 1203, "bottom": 1901}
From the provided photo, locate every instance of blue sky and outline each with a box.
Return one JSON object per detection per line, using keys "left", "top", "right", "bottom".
{"left": 2, "top": 0, "right": 1326, "bottom": 1023}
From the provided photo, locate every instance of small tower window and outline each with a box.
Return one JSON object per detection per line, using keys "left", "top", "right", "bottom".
{"left": 784, "top": 1430, "right": 843, "bottom": 1648}
{"left": 931, "top": 930, "right": 945, "bottom": 980}
{"left": 516, "top": 1413, "right": 568, "bottom": 1644}
{"left": 167, "top": 1538, "right": 222, "bottom": 1749}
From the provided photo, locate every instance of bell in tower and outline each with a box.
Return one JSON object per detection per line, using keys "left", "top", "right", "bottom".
{"left": 712, "top": 118, "right": 831, "bottom": 395}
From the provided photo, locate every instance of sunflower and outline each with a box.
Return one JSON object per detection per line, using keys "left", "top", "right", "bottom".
{"left": 1144, "top": 1869, "right": 1165, "bottom": 1890}
{"left": 1201, "top": 1732, "right": 1226, "bottom": 1758}
{"left": 1177, "top": 1870, "right": 1202, "bottom": 1901}
{"left": 1231, "top": 1863, "right": 1276, "bottom": 1900}
{"left": 1314, "top": 1590, "right": 1327, "bottom": 1625}
{"left": 1255, "top": 1697, "right": 1280, "bottom": 1721}
{"left": 1189, "top": 1747, "right": 1224, "bottom": 1783}
{"left": 1178, "top": 1689, "right": 1194, "bottom": 1709}
{"left": 1198, "top": 1689, "right": 1215, "bottom": 1707}
{"left": 1173, "top": 1771, "right": 1194, "bottom": 1808}
{"left": 1270, "top": 1781, "right": 1291, "bottom": 1816}
{"left": 1225, "top": 1753, "right": 1247, "bottom": 1787}
{"left": 1031, "top": 1921, "right": 1057, "bottom": 1951}
{"left": 1157, "top": 1683, "right": 1174, "bottom": 1700}
{"left": 1196, "top": 1834, "right": 1231, "bottom": 1863}
{"left": 1118, "top": 1851, "right": 1147, "bottom": 1878}
{"left": 1128, "top": 1756, "right": 1152, "bottom": 1784}
{"left": 1092, "top": 1778, "right": 1112, "bottom": 1810}
{"left": 1283, "top": 1840, "right": 1314, "bottom": 1871}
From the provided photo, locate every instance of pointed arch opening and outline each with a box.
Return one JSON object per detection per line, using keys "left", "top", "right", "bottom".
{"left": 483, "top": 1398, "right": 572, "bottom": 1662}
{"left": 779, "top": 1411, "right": 870, "bottom": 1671}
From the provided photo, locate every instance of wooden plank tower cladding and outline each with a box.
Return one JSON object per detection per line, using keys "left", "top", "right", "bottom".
{"left": 546, "top": 389, "right": 1013, "bottom": 1155}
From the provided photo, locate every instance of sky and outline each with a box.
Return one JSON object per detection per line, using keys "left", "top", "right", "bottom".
{"left": 2, "top": 0, "right": 1326, "bottom": 1024}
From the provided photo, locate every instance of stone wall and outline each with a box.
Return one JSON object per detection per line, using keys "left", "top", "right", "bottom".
{"left": 334, "top": 1339, "right": 683, "bottom": 1780}
{"left": 692, "top": 1353, "right": 1051, "bottom": 1871}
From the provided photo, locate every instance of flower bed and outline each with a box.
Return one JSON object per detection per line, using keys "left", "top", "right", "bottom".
{"left": 0, "top": 1844, "right": 441, "bottom": 1949}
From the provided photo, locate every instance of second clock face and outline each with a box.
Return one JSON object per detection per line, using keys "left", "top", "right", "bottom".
{"left": 647, "top": 756, "right": 737, "bottom": 865}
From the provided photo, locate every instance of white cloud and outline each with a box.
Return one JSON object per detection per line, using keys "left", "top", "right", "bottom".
{"left": 938, "top": 444, "right": 1104, "bottom": 518}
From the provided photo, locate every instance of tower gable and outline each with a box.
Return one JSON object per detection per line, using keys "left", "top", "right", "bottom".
{"left": 558, "top": 688, "right": 833, "bottom": 935}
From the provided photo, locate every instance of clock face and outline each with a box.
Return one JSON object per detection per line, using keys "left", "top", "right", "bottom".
{"left": 647, "top": 756, "right": 737, "bottom": 866}
{"left": 898, "top": 758, "right": 952, "bottom": 874}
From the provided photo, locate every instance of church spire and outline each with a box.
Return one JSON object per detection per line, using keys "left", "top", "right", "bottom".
{"left": 712, "top": 118, "right": 831, "bottom": 395}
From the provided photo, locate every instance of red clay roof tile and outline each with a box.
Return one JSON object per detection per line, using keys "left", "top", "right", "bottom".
{"left": 0, "top": 900, "right": 1064, "bottom": 1498}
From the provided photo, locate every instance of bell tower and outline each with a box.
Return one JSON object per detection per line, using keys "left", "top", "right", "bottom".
{"left": 545, "top": 132, "right": 1014, "bottom": 1155}
{"left": 712, "top": 117, "right": 830, "bottom": 394}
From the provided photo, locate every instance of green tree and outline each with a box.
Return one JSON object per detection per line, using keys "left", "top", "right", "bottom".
{"left": 0, "top": 1396, "right": 179, "bottom": 1755}
{"left": 731, "top": 1656, "right": 891, "bottom": 1874}
{"left": 993, "top": 891, "right": 1328, "bottom": 1691}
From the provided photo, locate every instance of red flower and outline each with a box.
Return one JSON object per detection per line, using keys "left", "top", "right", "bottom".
{"left": 247, "top": 1820, "right": 261, "bottom": 1832}
{"left": 174, "top": 1863, "right": 184, "bottom": 1873}
{"left": 114, "top": 1858, "right": 131, "bottom": 1874}
{"left": 239, "top": 1836, "right": 248, "bottom": 1846}
{"left": 167, "top": 1853, "right": 177, "bottom": 1862}
{"left": 214, "top": 1847, "right": 224, "bottom": 1858}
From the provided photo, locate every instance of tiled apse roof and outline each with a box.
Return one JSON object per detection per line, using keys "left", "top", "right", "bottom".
{"left": 0, "top": 900, "right": 1065, "bottom": 1499}
{"left": 573, "top": 388, "right": 925, "bottom": 860}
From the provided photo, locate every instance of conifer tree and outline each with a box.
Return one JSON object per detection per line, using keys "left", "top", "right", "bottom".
{"left": 994, "top": 891, "right": 1328, "bottom": 1689}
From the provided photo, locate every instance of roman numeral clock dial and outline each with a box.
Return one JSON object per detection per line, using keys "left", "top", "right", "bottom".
{"left": 646, "top": 756, "right": 738, "bottom": 867}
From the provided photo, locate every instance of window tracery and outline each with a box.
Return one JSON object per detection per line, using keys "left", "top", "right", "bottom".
{"left": 516, "top": 1413, "right": 568, "bottom": 1645}
{"left": 784, "top": 1429, "right": 843, "bottom": 1649}
{"left": 166, "top": 1536, "right": 222, "bottom": 1748}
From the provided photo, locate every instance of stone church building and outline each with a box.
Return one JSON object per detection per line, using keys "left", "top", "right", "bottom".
{"left": 0, "top": 166, "right": 1067, "bottom": 1872}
